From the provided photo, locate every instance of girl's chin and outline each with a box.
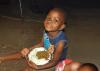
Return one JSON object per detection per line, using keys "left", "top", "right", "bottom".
{"left": 45, "top": 28, "right": 57, "bottom": 32}
{"left": 45, "top": 28, "right": 52, "bottom": 31}
{"left": 45, "top": 30, "right": 57, "bottom": 32}
{"left": 45, "top": 29, "right": 53, "bottom": 32}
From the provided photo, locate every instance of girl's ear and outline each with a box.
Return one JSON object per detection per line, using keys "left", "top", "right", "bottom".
{"left": 59, "top": 24, "right": 66, "bottom": 30}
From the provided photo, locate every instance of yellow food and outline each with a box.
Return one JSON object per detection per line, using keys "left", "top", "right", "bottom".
{"left": 36, "top": 51, "right": 49, "bottom": 60}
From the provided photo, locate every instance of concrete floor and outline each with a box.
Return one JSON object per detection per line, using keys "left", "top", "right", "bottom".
{"left": 0, "top": 9, "right": 100, "bottom": 70}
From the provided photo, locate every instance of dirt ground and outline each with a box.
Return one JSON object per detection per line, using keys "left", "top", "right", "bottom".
{"left": 0, "top": 9, "right": 100, "bottom": 71}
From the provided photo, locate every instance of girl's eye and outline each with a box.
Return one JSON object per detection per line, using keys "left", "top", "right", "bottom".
{"left": 55, "top": 19, "right": 59, "bottom": 22}
{"left": 46, "top": 17, "right": 61, "bottom": 24}
{"left": 47, "top": 18, "right": 51, "bottom": 21}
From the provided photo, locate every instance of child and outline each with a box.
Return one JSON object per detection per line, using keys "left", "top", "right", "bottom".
{"left": 0, "top": 8, "right": 80, "bottom": 71}
{"left": 78, "top": 63, "right": 99, "bottom": 71}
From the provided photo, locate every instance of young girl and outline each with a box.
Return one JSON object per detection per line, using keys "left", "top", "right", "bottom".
{"left": 0, "top": 8, "right": 80, "bottom": 71}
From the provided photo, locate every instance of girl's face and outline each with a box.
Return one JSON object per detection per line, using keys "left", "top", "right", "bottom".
{"left": 44, "top": 10, "right": 64, "bottom": 32}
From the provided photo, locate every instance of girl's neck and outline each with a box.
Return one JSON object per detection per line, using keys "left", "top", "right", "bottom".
{"left": 48, "top": 31, "right": 60, "bottom": 38}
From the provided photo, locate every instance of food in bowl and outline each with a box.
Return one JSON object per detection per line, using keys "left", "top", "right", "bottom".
{"left": 28, "top": 47, "right": 51, "bottom": 65}
{"left": 36, "top": 51, "right": 49, "bottom": 60}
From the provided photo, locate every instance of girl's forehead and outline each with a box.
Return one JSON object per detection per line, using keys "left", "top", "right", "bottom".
{"left": 47, "top": 10, "right": 64, "bottom": 18}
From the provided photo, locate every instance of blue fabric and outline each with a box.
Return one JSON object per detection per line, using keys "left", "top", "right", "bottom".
{"left": 43, "top": 32, "right": 51, "bottom": 49}
{"left": 43, "top": 31, "right": 68, "bottom": 61}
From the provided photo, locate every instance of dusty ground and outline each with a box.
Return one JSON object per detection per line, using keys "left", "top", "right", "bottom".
{"left": 68, "top": 9, "right": 100, "bottom": 70}
{"left": 0, "top": 17, "right": 43, "bottom": 71}
{"left": 0, "top": 9, "right": 100, "bottom": 70}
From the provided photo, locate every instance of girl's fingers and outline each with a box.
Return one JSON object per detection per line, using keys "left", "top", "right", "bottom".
{"left": 21, "top": 48, "right": 29, "bottom": 57}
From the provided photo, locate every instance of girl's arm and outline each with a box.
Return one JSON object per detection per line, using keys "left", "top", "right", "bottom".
{"left": 28, "top": 41, "right": 65, "bottom": 70}
{"left": 21, "top": 39, "right": 43, "bottom": 57}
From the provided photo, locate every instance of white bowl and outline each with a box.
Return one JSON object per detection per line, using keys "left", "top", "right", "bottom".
{"left": 28, "top": 47, "right": 51, "bottom": 65}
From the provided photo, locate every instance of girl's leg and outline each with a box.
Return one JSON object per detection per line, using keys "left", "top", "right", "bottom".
{"left": 55, "top": 59, "right": 73, "bottom": 71}
{"left": 0, "top": 51, "right": 22, "bottom": 62}
{"left": 21, "top": 62, "right": 55, "bottom": 71}
{"left": 64, "top": 62, "right": 80, "bottom": 71}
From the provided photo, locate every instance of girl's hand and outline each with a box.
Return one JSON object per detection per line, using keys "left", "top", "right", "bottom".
{"left": 27, "top": 60, "right": 38, "bottom": 69}
{"left": 48, "top": 45, "right": 54, "bottom": 54}
{"left": 21, "top": 48, "right": 30, "bottom": 57}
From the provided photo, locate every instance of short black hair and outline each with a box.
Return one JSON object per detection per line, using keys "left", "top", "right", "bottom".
{"left": 79, "top": 63, "right": 99, "bottom": 71}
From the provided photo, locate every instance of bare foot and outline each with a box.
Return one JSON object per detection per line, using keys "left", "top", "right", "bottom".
{"left": 0, "top": 57, "right": 4, "bottom": 63}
